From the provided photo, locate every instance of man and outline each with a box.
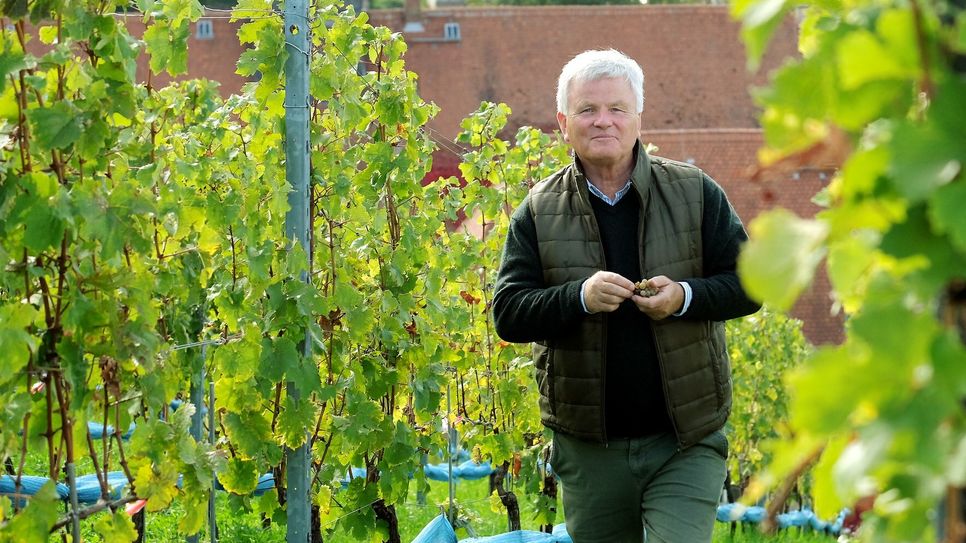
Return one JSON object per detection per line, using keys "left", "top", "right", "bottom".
{"left": 492, "top": 49, "right": 761, "bottom": 543}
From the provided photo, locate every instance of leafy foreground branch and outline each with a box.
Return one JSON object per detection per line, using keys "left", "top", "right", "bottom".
{"left": 731, "top": 0, "right": 966, "bottom": 539}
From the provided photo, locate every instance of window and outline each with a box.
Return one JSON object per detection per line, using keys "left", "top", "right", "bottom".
{"left": 443, "top": 22, "right": 461, "bottom": 41}
{"left": 196, "top": 19, "right": 214, "bottom": 40}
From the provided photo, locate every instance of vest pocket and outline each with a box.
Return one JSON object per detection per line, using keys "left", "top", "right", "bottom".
{"left": 709, "top": 323, "right": 731, "bottom": 408}
{"left": 535, "top": 345, "right": 557, "bottom": 417}
{"left": 547, "top": 348, "right": 557, "bottom": 416}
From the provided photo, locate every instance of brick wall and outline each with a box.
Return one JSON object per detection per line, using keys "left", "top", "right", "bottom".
{"left": 368, "top": 5, "right": 799, "bottom": 138}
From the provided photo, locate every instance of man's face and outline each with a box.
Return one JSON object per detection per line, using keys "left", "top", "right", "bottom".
{"left": 556, "top": 77, "right": 642, "bottom": 170}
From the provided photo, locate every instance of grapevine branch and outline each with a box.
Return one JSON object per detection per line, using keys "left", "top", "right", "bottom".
{"left": 49, "top": 494, "right": 139, "bottom": 532}
{"left": 762, "top": 442, "right": 826, "bottom": 534}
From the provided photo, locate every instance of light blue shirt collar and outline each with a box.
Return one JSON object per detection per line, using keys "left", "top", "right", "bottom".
{"left": 587, "top": 180, "right": 633, "bottom": 206}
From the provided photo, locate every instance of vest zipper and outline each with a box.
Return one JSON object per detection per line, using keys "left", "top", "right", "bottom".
{"left": 652, "top": 325, "right": 682, "bottom": 451}
{"left": 636, "top": 176, "right": 682, "bottom": 451}
{"left": 584, "top": 188, "right": 609, "bottom": 446}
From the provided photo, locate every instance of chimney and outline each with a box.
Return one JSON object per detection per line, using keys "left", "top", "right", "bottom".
{"left": 404, "top": 0, "right": 425, "bottom": 33}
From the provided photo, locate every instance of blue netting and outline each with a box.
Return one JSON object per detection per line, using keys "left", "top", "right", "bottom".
{"left": 74, "top": 471, "right": 129, "bottom": 504}
{"left": 253, "top": 473, "right": 275, "bottom": 496}
{"left": 715, "top": 504, "right": 847, "bottom": 536}
{"left": 0, "top": 475, "right": 70, "bottom": 507}
{"left": 87, "top": 421, "right": 136, "bottom": 440}
{"left": 423, "top": 460, "right": 493, "bottom": 482}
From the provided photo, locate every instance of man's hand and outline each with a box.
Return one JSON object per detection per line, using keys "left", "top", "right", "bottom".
{"left": 582, "top": 271, "right": 635, "bottom": 314}
{"left": 632, "top": 275, "right": 684, "bottom": 320}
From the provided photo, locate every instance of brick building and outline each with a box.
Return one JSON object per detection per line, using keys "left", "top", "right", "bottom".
{"left": 118, "top": 5, "right": 843, "bottom": 344}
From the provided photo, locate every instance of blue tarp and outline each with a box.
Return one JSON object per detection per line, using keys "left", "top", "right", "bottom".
{"left": 460, "top": 526, "right": 571, "bottom": 543}
{"left": 411, "top": 515, "right": 571, "bottom": 543}
{"left": 87, "top": 421, "right": 137, "bottom": 440}
{"left": 0, "top": 475, "right": 70, "bottom": 506}
{"left": 75, "top": 471, "right": 130, "bottom": 504}
{"left": 412, "top": 514, "right": 458, "bottom": 543}
{"left": 715, "top": 503, "right": 847, "bottom": 536}
{"left": 424, "top": 460, "right": 494, "bottom": 482}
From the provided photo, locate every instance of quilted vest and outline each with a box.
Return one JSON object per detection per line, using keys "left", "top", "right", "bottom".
{"left": 528, "top": 146, "right": 732, "bottom": 447}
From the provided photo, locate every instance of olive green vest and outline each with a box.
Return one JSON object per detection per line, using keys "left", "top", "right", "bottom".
{"left": 528, "top": 145, "right": 732, "bottom": 447}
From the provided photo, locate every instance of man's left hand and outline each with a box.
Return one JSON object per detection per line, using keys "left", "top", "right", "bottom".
{"left": 631, "top": 275, "right": 684, "bottom": 320}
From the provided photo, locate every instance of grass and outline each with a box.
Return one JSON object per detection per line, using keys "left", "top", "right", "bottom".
{"left": 119, "top": 477, "right": 835, "bottom": 542}
{"left": 16, "top": 450, "right": 834, "bottom": 541}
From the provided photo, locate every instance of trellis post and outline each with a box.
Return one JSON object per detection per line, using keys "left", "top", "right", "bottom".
{"left": 283, "top": 0, "right": 312, "bottom": 540}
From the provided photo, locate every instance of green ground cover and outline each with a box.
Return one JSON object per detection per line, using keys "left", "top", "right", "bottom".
{"left": 111, "top": 476, "right": 835, "bottom": 542}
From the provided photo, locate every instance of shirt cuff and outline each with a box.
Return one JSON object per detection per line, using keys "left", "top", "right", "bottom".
{"left": 672, "top": 281, "right": 692, "bottom": 317}
{"left": 580, "top": 279, "right": 591, "bottom": 314}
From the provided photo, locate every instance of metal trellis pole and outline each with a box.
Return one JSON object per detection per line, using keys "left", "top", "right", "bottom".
{"left": 447, "top": 383, "right": 455, "bottom": 526}
{"left": 187, "top": 337, "right": 207, "bottom": 543}
{"left": 284, "top": 0, "right": 312, "bottom": 540}
{"left": 208, "top": 373, "right": 218, "bottom": 542}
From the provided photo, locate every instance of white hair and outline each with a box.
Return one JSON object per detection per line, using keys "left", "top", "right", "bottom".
{"left": 556, "top": 49, "right": 645, "bottom": 115}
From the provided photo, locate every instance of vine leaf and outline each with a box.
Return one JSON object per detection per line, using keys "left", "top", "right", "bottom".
{"left": 221, "top": 457, "right": 259, "bottom": 495}
{"left": 738, "top": 208, "right": 828, "bottom": 311}
{"left": 133, "top": 462, "right": 180, "bottom": 512}
{"left": 276, "top": 395, "right": 317, "bottom": 449}
{"left": 0, "top": 50, "right": 25, "bottom": 93}
{"left": 0, "top": 304, "right": 39, "bottom": 386}
{"left": 26, "top": 102, "right": 81, "bottom": 151}
{"left": 93, "top": 509, "right": 139, "bottom": 543}
{"left": 0, "top": 480, "right": 58, "bottom": 541}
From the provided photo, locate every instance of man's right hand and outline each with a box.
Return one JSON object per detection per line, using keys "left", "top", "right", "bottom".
{"left": 581, "top": 271, "right": 635, "bottom": 314}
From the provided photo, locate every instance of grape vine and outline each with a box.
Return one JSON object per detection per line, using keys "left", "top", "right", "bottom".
{"left": 732, "top": 0, "right": 966, "bottom": 538}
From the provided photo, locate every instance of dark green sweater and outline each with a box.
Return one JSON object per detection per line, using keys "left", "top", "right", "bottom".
{"left": 493, "top": 175, "right": 760, "bottom": 439}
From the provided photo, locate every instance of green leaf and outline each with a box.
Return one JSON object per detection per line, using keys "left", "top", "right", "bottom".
{"left": 836, "top": 30, "right": 913, "bottom": 90}
{"left": 889, "top": 121, "right": 963, "bottom": 203}
{"left": 214, "top": 335, "right": 258, "bottom": 381}
{"left": 788, "top": 343, "right": 868, "bottom": 434}
{"left": 881, "top": 205, "right": 966, "bottom": 291}
{"left": 850, "top": 303, "right": 938, "bottom": 369}
{"left": 826, "top": 232, "right": 876, "bottom": 313}
{"left": 738, "top": 208, "right": 828, "bottom": 311}
{"left": 22, "top": 204, "right": 65, "bottom": 252}
{"left": 178, "top": 491, "right": 208, "bottom": 535}
{"left": 258, "top": 336, "right": 296, "bottom": 382}
{"left": 221, "top": 457, "right": 259, "bottom": 494}
{"left": 928, "top": 181, "right": 966, "bottom": 253}
{"left": 93, "top": 509, "right": 139, "bottom": 543}
{"left": 0, "top": 480, "right": 59, "bottom": 542}
{"left": 275, "top": 394, "right": 316, "bottom": 448}
{"left": 0, "top": 49, "right": 25, "bottom": 93}
{"left": 222, "top": 411, "right": 278, "bottom": 462}
{"left": 26, "top": 101, "right": 82, "bottom": 150}
{"left": 0, "top": 0, "right": 27, "bottom": 19}
{"left": 143, "top": 20, "right": 190, "bottom": 76}
{"left": 731, "top": 0, "right": 789, "bottom": 69}
{"left": 0, "top": 304, "right": 39, "bottom": 387}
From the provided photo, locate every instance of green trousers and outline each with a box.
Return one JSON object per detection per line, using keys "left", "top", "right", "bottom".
{"left": 551, "top": 430, "right": 728, "bottom": 543}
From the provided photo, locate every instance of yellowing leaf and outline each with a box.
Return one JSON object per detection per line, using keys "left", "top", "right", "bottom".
{"left": 134, "top": 462, "right": 180, "bottom": 511}
{"left": 220, "top": 457, "right": 259, "bottom": 495}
